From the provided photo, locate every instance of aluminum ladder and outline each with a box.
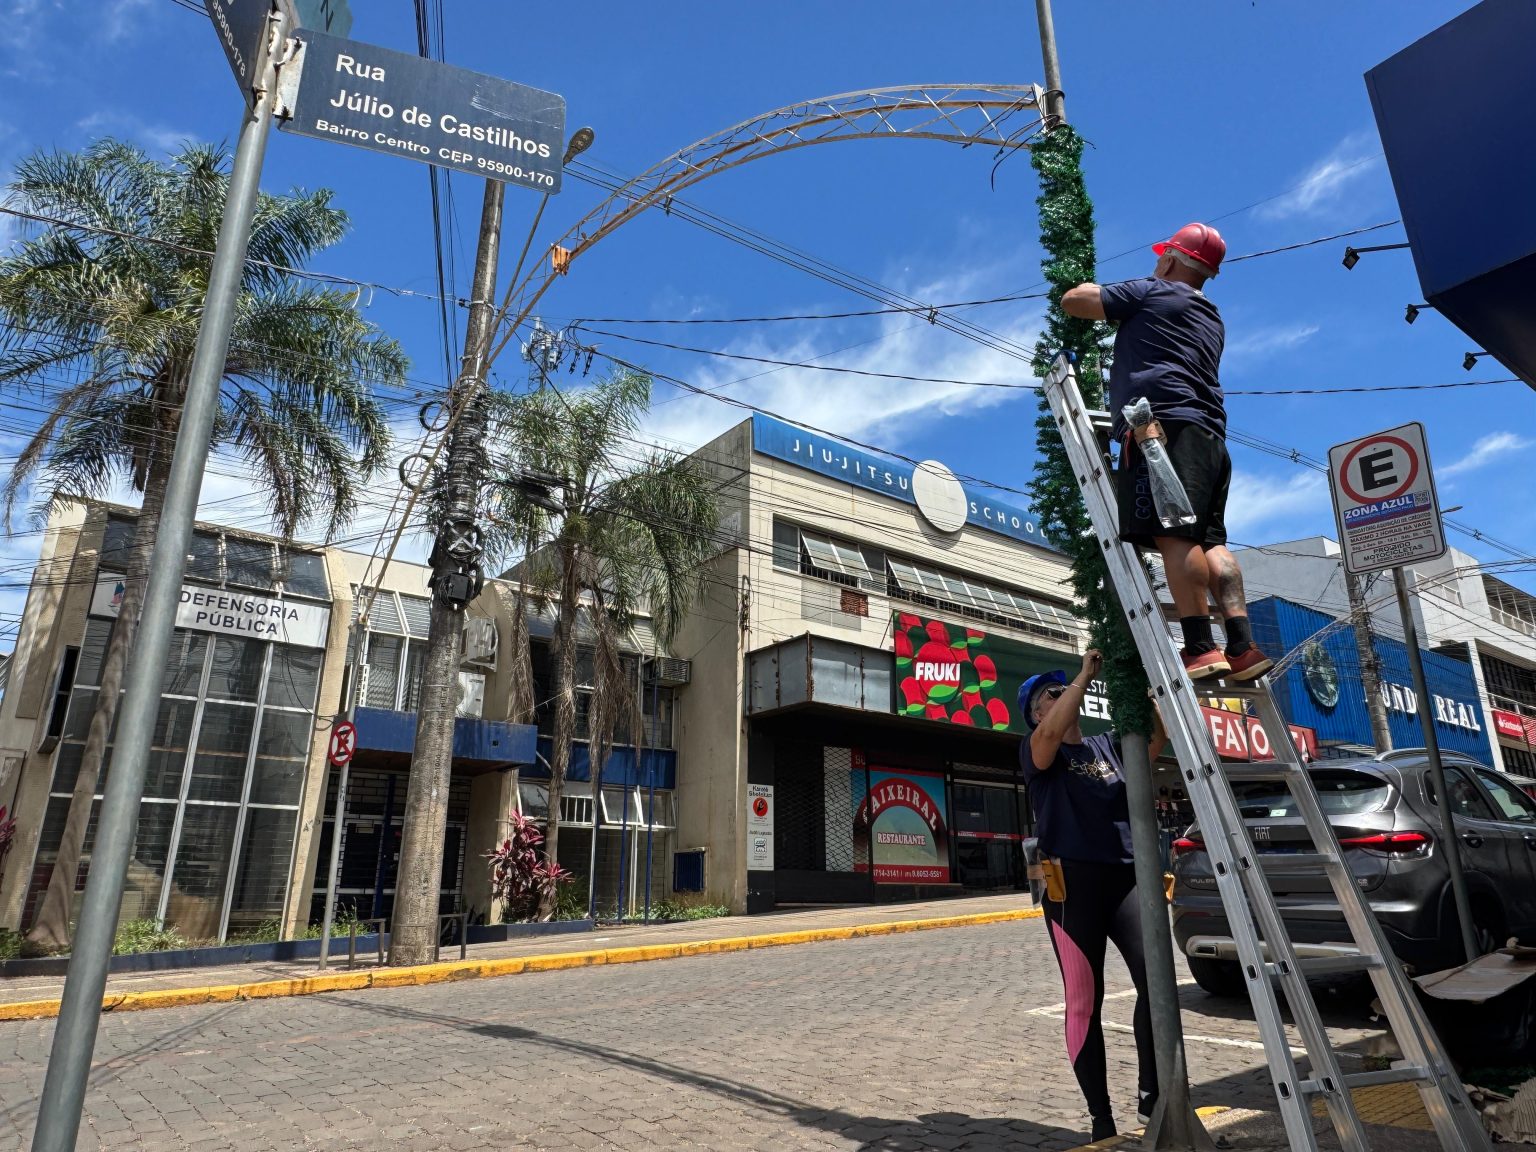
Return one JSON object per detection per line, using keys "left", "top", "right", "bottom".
{"left": 1041, "top": 353, "right": 1489, "bottom": 1152}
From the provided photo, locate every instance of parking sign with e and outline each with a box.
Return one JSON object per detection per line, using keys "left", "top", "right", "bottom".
{"left": 1327, "top": 422, "right": 1446, "bottom": 575}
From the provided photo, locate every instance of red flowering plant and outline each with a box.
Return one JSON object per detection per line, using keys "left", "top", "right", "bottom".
{"left": 486, "top": 809, "right": 572, "bottom": 922}
{"left": 0, "top": 805, "right": 15, "bottom": 871}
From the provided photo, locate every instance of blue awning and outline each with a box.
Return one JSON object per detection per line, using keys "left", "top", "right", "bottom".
{"left": 352, "top": 707, "right": 538, "bottom": 766}
{"left": 528, "top": 736, "right": 676, "bottom": 789}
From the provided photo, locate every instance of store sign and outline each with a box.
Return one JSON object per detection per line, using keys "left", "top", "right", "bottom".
{"left": 92, "top": 572, "right": 331, "bottom": 650}
{"left": 853, "top": 768, "right": 951, "bottom": 883}
{"left": 1492, "top": 709, "right": 1536, "bottom": 747}
{"left": 892, "top": 612, "right": 1111, "bottom": 736}
{"left": 1378, "top": 680, "right": 1481, "bottom": 732}
{"left": 751, "top": 413, "right": 1056, "bottom": 551}
{"left": 747, "top": 783, "right": 774, "bottom": 871}
{"left": 1201, "top": 706, "right": 1318, "bottom": 763}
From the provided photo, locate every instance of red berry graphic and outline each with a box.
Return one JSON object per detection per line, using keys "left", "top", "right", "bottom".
{"left": 951, "top": 709, "right": 974, "bottom": 726}
{"left": 925, "top": 620, "right": 950, "bottom": 645}
{"left": 899, "top": 678, "right": 927, "bottom": 715}
{"left": 961, "top": 688, "right": 982, "bottom": 710}
{"left": 895, "top": 631, "right": 913, "bottom": 669}
{"left": 898, "top": 613, "right": 922, "bottom": 631}
{"left": 986, "top": 697, "right": 1011, "bottom": 730}
{"left": 966, "top": 628, "right": 986, "bottom": 648}
{"left": 925, "top": 703, "right": 949, "bottom": 721}
{"left": 974, "top": 654, "right": 998, "bottom": 690}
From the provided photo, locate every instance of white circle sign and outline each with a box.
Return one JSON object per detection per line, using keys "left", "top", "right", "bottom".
{"left": 912, "top": 460, "right": 967, "bottom": 533}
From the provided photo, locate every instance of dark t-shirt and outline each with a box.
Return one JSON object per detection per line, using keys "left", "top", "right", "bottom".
{"left": 1101, "top": 277, "right": 1226, "bottom": 439}
{"left": 1021, "top": 732, "right": 1133, "bottom": 864}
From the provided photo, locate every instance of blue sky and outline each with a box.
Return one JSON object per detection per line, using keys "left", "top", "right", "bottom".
{"left": 1, "top": 0, "right": 1530, "bottom": 651}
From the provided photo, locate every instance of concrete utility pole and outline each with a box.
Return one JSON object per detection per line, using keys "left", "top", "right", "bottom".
{"left": 390, "top": 179, "right": 504, "bottom": 966}
{"left": 1033, "top": 0, "right": 1066, "bottom": 124}
{"left": 1346, "top": 570, "right": 1393, "bottom": 752}
{"left": 1032, "top": 3, "right": 1208, "bottom": 1147}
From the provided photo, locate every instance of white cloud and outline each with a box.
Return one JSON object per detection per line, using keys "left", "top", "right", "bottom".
{"left": 640, "top": 269, "right": 1043, "bottom": 458}
{"left": 75, "top": 112, "right": 190, "bottom": 157}
{"left": 1224, "top": 322, "right": 1319, "bottom": 367}
{"left": 1223, "top": 469, "right": 1329, "bottom": 542}
{"left": 1439, "top": 431, "right": 1532, "bottom": 479}
{"left": 1255, "top": 134, "right": 1382, "bottom": 222}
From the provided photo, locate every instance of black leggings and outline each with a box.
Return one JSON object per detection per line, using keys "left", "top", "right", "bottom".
{"left": 1041, "top": 858, "right": 1157, "bottom": 1119}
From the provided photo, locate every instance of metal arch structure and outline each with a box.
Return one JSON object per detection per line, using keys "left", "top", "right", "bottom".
{"left": 487, "top": 83, "right": 1047, "bottom": 363}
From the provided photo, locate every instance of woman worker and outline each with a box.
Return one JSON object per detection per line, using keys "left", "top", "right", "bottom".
{"left": 1021, "top": 648, "right": 1166, "bottom": 1142}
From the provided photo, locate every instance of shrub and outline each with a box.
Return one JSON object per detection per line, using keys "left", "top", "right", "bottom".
{"left": 650, "top": 896, "right": 731, "bottom": 922}
{"left": 486, "top": 809, "right": 572, "bottom": 922}
{"left": 112, "top": 919, "right": 188, "bottom": 955}
{"left": 0, "top": 927, "right": 22, "bottom": 961}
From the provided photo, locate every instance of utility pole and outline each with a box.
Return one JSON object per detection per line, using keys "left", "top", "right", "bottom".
{"left": 1033, "top": 0, "right": 1066, "bottom": 124}
{"left": 1032, "top": 3, "right": 1207, "bottom": 1147}
{"left": 1346, "top": 570, "right": 1393, "bottom": 752}
{"left": 390, "top": 179, "right": 504, "bottom": 966}
{"left": 32, "top": 5, "right": 291, "bottom": 1146}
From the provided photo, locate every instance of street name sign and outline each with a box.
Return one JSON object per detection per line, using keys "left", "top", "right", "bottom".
{"left": 1327, "top": 421, "right": 1447, "bottom": 575}
{"left": 206, "top": 0, "right": 296, "bottom": 104}
{"left": 281, "top": 29, "right": 566, "bottom": 191}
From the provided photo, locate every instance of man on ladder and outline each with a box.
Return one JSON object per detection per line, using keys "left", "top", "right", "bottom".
{"left": 1061, "top": 223, "right": 1271, "bottom": 683}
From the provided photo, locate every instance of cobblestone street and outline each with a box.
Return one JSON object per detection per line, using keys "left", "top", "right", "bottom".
{"left": 0, "top": 918, "right": 1405, "bottom": 1151}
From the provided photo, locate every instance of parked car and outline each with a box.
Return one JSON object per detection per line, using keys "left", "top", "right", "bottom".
{"left": 1170, "top": 749, "right": 1536, "bottom": 997}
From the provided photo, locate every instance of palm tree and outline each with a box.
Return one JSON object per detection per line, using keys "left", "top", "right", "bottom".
{"left": 0, "top": 139, "right": 406, "bottom": 949}
{"left": 476, "top": 370, "right": 719, "bottom": 915}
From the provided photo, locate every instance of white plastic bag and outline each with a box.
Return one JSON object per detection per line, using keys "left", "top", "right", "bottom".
{"left": 1122, "top": 398, "right": 1197, "bottom": 529}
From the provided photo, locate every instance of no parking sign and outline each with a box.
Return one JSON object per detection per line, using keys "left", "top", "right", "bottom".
{"left": 1327, "top": 422, "right": 1446, "bottom": 575}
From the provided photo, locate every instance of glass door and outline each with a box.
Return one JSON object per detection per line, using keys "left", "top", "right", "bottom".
{"left": 952, "top": 781, "right": 1025, "bottom": 890}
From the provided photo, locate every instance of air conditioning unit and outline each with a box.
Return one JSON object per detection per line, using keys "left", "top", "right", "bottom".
{"left": 646, "top": 656, "right": 692, "bottom": 687}
{"left": 461, "top": 615, "right": 498, "bottom": 669}
{"left": 457, "top": 671, "right": 486, "bottom": 719}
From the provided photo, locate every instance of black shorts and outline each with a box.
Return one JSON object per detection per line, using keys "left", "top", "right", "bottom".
{"left": 1116, "top": 419, "right": 1230, "bottom": 549}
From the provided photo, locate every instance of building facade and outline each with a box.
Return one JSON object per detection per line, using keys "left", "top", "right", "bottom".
{"left": 0, "top": 500, "right": 679, "bottom": 942}
{"left": 1233, "top": 537, "right": 1536, "bottom": 772}
{"left": 669, "top": 414, "right": 1099, "bottom": 913}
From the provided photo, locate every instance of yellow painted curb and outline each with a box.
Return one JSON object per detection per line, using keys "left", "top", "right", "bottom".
{"left": 0, "top": 906, "right": 1043, "bottom": 1023}
{"left": 1062, "top": 1106, "right": 1231, "bottom": 1152}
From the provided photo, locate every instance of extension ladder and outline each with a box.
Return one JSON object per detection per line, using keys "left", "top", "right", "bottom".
{"left": 1041, "top": 354, "right": 1489, "bottom": 1152}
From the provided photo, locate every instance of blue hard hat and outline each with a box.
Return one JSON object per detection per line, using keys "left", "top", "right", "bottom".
{"left": 1018, "top": 670, "right": 1068, "bottom": 730}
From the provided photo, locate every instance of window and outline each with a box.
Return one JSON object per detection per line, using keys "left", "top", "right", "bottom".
{"left": 1478, "top": 770, "right": 1536, "bottom": 824}
{"left": 886, "top": 555, "right": 1079, "bottom": 642}
{"left": 1234, "top": 770, "right": 1390, "bottom": 819}
{"left": 281, "top": 550, "right": 330, "bottom": 599}
{"left": 1426, "top": 768, "right": 1494, "bottom": 819}
{"left": 801, "top": 531, "right": 873, "bottom": 587}
{"left": 225, "top": 536, "right": 275, "bottom": 591}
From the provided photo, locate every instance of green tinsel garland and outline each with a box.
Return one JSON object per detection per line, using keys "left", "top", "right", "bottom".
{"left": 1026, "top": 125, "right": 1153, "bottom": 736}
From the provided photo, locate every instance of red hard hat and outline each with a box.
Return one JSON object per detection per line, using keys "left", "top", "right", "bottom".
{"left": 1153, "top": 222, "right": 1226, "bottom": 275}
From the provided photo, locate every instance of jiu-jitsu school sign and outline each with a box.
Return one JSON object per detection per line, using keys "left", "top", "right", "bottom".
{"left": 280, "top": 29, "right": 566, "bottom": 191}
{"left": 1327, "top": 422, "right": 1447, "bottom": 575}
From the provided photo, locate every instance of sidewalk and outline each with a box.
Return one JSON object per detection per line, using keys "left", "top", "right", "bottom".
{"left": 0, "top": 893, "right": 1041, "bottom": 1019}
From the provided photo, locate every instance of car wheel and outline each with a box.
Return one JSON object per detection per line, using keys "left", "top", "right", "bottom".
{"left": 1188, "top": 957, "right": 1248, "bottom": 998}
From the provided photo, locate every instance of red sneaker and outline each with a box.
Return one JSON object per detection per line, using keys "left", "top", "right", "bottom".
{"left": 1181, "top": 648, "right": 1231, "bottom": 680}
{"left": 1223, "top": 646, "right": 1274, "bottom": 682}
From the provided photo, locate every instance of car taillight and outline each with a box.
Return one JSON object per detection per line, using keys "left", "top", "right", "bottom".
{"left": 1172, "top": 837, "right": 1204, "bottom": 857}
{"left": 1337, "top": 831, "right": 1431, "bottom": 854}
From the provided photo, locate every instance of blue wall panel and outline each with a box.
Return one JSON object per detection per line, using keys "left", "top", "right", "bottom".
{"left": 1249, "top": 597, "right": 1491, "bottom": 764}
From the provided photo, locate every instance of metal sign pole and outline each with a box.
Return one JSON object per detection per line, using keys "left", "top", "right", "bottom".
{"left": 1393, "top": 565, "right": 1480, "bottom": 963}
{"left": 31, "top": 8, "right": 290, "bottom": 1148}
{"left": 316, "top": 621, "right": 364, "bottom": 970}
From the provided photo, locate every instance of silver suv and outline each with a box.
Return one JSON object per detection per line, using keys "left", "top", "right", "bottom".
{"left": 1170, "top": 749, "right": 1536, "bottom": 996}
